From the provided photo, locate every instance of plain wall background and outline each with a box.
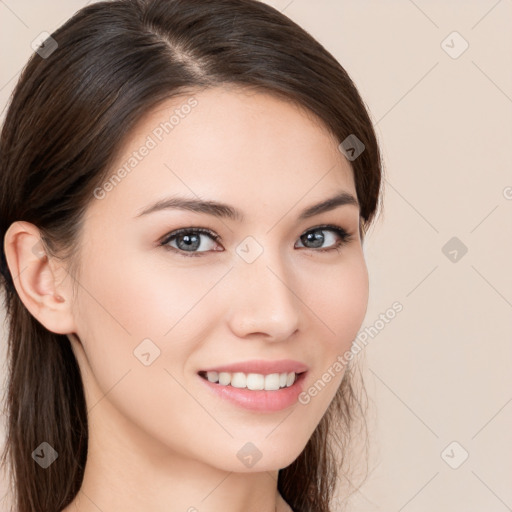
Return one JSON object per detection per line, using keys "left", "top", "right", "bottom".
{"left": 1, "top": 1, "right": 511, "bottom": 510}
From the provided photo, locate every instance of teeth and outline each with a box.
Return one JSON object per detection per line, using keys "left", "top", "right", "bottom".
{"left": 247, "top": 373, "right": 264, "bottom": 390}
{"left": 204, "top": 371, "right": 298, "bottom": 390}
{"left": 231, "top": 372, "right": 247, "bottom": 388}
{"left": 207, "top": 371, "right": 219, "bottom": 383}
{"left": 219, "top": 372, "right": 231, "bottom": 386}
{"left": 264, "top": 373, "right": 280, "bottom": 390}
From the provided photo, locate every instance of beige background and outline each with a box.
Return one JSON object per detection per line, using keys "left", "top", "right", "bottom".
{"left": 1, "top": 1, "right": 511, "bottom": 511}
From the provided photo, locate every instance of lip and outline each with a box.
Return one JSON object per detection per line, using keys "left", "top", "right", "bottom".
{"left": 199, "top": 359, "right": 309, "bottom": 375}
{"left": 198, "top": 370, "right": 308, "bottom": 412}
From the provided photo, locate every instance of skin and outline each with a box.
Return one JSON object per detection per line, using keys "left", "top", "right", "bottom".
{"left": 4, "top": 85, "right": 369, "bottom": 512}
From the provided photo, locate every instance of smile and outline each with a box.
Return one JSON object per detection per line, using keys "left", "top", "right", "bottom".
{"left": 198, "top": 370, "right": 305, "bottom": 391}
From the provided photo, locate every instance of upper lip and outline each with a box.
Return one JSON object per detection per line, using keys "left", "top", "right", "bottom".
{"left": 199, "top": 359, "right": 309, "bottom": 375}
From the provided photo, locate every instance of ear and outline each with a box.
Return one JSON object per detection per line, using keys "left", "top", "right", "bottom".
{"left": 3, "top": 221, "right": 77, "bottom": 335}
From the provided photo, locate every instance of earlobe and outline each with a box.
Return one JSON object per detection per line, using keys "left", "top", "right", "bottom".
{"left": 3, "top": 221, "right": 77, "bottom": 335}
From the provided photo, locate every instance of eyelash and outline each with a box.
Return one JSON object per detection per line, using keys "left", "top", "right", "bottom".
{"left": 158, "top": 224, "right": 353, "bottom": 258}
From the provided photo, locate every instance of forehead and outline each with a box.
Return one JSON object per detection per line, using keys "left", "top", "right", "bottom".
{"left": 88, "top": 86, "right": 356, "bottom": 222}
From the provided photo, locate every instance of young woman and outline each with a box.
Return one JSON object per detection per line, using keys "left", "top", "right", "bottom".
{"left": 0, "top": 1, "right": 383, "bottom": 511}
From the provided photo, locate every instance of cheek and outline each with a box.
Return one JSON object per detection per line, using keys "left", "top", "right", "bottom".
{"left": 76, "top": 247, "right": 222, "bottom": 338}
{"left": 296, "top": 252, "right": 368, "bottom": 418}
{"left": 305, "top": 251, "right": 369, "bottom": 352}
{"left": 70, "top": 252, "right": 229, "bottom": 451}
{"left": 73, "top": 249, "right": 230, "bottom": 379}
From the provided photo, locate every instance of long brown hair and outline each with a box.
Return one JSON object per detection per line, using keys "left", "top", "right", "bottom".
{"left": 0, "top": 1, "right": 383, "bottom": 510}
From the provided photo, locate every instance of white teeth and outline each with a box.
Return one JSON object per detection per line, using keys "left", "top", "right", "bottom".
{"left": 218, "top": 372, "right": 231, "bottom": 386}
{"left": 207, "top": 371, "right": 219, "bottom": 383}
{"left": 204, "top": 371, "right": 298, "bottom": 390}
{"left": 246, "top": 373, "right": 264, "bottom": 390}
{"left": 264, "top": 373, "right": 280, "bottom": 390}
{"left": 231, "top": 372, "right": 247, "bottom": 388}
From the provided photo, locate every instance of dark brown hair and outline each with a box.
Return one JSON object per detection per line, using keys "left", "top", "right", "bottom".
{"left": 0, "top": 1, "right": 383, "bottom": 511}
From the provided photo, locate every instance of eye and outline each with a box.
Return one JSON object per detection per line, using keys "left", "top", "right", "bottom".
{"left": 159, "top": 224, "right": 353, "bottom": 257}
{"left": 295, "top": 224, "right": 352, "bottom": 252}
{"left": 159, "top": 227, "right": 221, "bottom": 257}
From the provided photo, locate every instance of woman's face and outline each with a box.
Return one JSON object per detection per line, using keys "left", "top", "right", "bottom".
{"left": 68, "top": 85, "right": 369, "bottom": 471}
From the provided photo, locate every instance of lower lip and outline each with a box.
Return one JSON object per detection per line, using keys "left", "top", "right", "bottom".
{"left": 198, "top": 372, "right": 307, "bottom": 412}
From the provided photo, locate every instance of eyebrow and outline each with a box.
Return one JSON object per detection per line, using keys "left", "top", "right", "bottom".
{"left": 134, "top": 191, "right": 359, "bottom": 221}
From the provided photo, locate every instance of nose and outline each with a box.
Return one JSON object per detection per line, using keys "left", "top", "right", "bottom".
{"left": 225, "top": 249, "right": 301, "bottom": 342}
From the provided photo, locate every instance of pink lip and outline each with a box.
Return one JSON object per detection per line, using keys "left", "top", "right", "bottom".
{"left": 198, "top": 371, "right": 308, "bottom": 412}
{"left": 199, "top": 359, "right": 309, "bottom": 375}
